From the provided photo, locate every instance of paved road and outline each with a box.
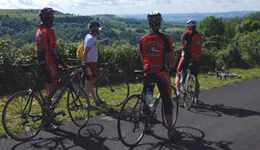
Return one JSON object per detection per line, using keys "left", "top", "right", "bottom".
{"left": 1, "top": 78, "right": 260, "bottom": 150}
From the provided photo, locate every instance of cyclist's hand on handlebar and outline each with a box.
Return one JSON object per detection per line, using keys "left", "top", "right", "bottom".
{"left": 58, "top": 64, "right": 70, "bottom": 72}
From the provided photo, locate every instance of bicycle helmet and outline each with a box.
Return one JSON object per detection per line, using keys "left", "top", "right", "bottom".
{"left": 147, "top": 11, "right": 162, "bottom": 28}
{"left": 88, "top": 20, "right": 102, "bottom": 34}
{"left": 186, "top": 19, "right": 197, "bottom": 27}
{"left": 39, "top": 7, "right": 54, "bottom": 26}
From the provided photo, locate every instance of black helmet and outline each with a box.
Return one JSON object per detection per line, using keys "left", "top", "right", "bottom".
{"left": 39, "top": 7, "right": 54, "bottom": 26}
{"left": 147, "top": 11, "right": 162, "bottom": 28}
{"left": 88, "top": 20, "right": 102, "bottom": 33}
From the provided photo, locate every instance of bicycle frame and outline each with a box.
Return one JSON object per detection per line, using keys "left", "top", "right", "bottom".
{"left": 73, "top": 64, "right": 112, "bottom": 90}
{"left": 21, "top": 68, "right": 46, "bottom": 123}
{"left": 182, "top": 67, "right": 191, "bottom": 93}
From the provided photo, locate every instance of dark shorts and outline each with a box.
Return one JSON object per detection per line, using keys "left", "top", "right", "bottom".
{"left": 144, "top": 71, "right": 173, "bottom": 114}
{"left": 176, "top": 57, "right": 199, "bottom": 76}
{"left": 43, "top": 63, "right": 58, "bottom": 84}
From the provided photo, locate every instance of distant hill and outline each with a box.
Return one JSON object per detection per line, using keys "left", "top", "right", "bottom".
{"left": 0, "top": 9, "right": 77, "bottom": 21}
{"left": 119, "top": 11, "right": 259, "bottom": 22}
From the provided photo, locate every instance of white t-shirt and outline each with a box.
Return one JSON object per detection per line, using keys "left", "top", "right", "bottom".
{"left": 83, "top": 33, "right": 98, "bottom": 63}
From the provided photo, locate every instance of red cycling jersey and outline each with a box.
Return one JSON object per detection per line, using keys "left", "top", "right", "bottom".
{"left": 182, "top": 29, "right": 203, "bottom": 61}
{"left": 36, "top": 25, "right": 59, "bottom": 83}
{"left": 36, "top": 26, "right": 58, "bottom": 64}
{"left": 139, "top": 31, "right": 174, "bottom": 73}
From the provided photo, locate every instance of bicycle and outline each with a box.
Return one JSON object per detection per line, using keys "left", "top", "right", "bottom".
{"left": 69, "top": 59, "right": 130, "bottom": 106}
{"left": 207, "top": 66, "right": 242, "bottom": 80}
{"left": 2, "top": 63, "right": 90, "bottom": 141}
{"left": 178, "top": 61, "right": 197, "bottom": 110}
{"left": 117, "top": 70, "right": 178, "bottom": 147}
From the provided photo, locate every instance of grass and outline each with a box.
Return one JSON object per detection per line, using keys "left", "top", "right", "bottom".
{"left": 0, "top": 67, "right": 260, "bottom": 138}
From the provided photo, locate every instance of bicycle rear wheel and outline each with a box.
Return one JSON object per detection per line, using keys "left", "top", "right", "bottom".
{"left": 2, "top": 91, "right": 43, "bottom": 141}
{"left": 161, "top": 86, "right": 179, "bottom": 129}
{"left": 117, "top": 94, "right": 146, "bottom": 147}
{"left": 67, "top": 89, "right": 90, "bottom": 127}
{"left": 183, "top": 75, "right": 196, "bottom": 110}
{"left": 96, "top": 75, "right": 129, "bottom": 106}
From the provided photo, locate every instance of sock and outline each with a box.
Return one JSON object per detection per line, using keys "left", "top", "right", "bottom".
{"left": 176, "top": 90, "right": 180, "bottom": 95}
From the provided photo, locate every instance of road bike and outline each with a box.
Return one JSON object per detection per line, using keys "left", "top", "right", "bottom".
{"left": 69, "top": 59, "right": 130, "bottom": 106}
{"left": 178, "top": 61, "right": 197, "bottom": 110}
{"left": 2, "top": 63, "right": 90, "bottom": 141}
{"left": 117, "top": 70, "right": 178, "bottom": 147}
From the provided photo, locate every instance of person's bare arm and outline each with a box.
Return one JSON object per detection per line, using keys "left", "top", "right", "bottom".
{"left": 82, "top": 47, "right": 91, "bottom": 63}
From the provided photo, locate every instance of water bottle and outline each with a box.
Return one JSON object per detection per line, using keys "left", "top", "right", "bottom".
{"left": 145, "top": 88, "right": 153, "bottom": 109}
{"left": 51, "top": 89, "right": 62, "bottom": 102}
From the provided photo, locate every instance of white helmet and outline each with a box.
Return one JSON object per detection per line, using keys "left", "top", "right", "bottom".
{"left": 186, "top": 20, "right": 197, "bottom": 27}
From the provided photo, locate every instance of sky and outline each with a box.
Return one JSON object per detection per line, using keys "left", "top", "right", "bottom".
{"left": 0, "top": 0, "right": 259, "bottom": 15}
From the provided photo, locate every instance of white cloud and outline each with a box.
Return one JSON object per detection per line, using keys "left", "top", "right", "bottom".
{"left": 0, "top": 0, "right": 259, "bottom": 15}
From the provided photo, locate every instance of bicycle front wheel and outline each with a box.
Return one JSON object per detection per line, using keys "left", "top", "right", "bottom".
{"left": 96, "top": 75, "right": 129, "bottom": 106}
{"left": 2, "top": 91, "right": 43, "bottom": 141}
{"left": 161, "top": 86, "right": 179, "bottom": 129}
{"left": 183, "top": 75, "right": 196, "bottom": 110}
{"left": 67, "top": 89, "right": 90, "bottom": 127}
{"left": 117, "top": 94, "right": 145, "bottom": 147}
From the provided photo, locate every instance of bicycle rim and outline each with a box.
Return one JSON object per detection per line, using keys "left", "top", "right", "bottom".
{"left": 183, "top": 76, "right": 195, "bottom": 110}
{"left": 67, "top": 90, "right": 90, "bottom": 127}
{"left": 2, "top": 91, "right": 43, "bottom": 141}
{"left": 96, "top": 76, "right": 129, "bottom": 106}
{"left": 161, "top": 86, "right": 179, "bottom": 129}
{"left": 117, "top": 94, "right": 145, "bottom": 147}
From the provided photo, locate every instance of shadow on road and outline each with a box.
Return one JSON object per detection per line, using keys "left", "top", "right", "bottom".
{"left": 191, "top": 102, "right": 260, "bottom": 118}
{"left": 130, "top": 126, "right": 233, "bottom": 150}
{"left": 11, "top": 124, "right": 113, "bottom": 150}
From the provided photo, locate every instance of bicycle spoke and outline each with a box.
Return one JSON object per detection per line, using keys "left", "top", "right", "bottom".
{"left": 161, "top": 86, "right": 179, "bottom": 129}
{"left": 2, "top": 91, "right": 43, "bottom": 141}
{"left": 67, "top": 90, "right": 90, "bottom": 127}
{"left": 96, "top": 76, "right": 129, "bottom": 106}
{"left": 117, "top": 94, "right": 145, "bottom": 147}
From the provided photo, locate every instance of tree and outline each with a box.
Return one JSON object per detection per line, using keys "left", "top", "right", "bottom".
{"left": 197, "top": 16, "right": 225, "bottom": 50}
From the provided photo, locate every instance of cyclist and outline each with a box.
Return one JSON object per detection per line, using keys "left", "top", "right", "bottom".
{"left": 138, "top": 11, "right": 176, "bottom": 139}
{"left": 36, "top": 7, "right": 64, "bottom": 130}
{"left": 175, "top": 19, "right": 203, "bottom": 104}
{"left": 81, "top": 19, "right": 105, "bottom": 110}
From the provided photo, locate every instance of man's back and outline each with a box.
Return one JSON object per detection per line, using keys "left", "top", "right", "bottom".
{"left": 36, "top": 26, "right": 57, "bottom": 64}
{"left": 139, "top": 31, "right": 174, "bottom": 73}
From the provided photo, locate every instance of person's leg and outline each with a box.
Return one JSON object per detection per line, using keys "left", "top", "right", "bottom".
{"left": 194, "top": 76, "right": 200, "bottom": 99}
{"left": 84, "top": 79, "right": 91, "bottom": 105}
{"left": 191, "top": 62, "right": 200, "bottom": 103}
{"left": 175, "top": 57, "right": 186, "bottom": 96}
{"left": 86, "top": 80, "right": 97, "bottom": 101}
{"left": 83, "top": 63, "right": 100, "bottom": 109}
{"left": 156, "top": 72, "right": 174, "bottom": 137}
{"left": 175, "top": 73, "right": 181, "bottom": 96}
{"left": 43, "top": 64, "right": 59, "bottom": 130}
{"left": 44, "top": 64, "right": 58, "bottom": 107}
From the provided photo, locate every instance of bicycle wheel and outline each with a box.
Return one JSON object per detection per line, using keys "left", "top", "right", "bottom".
{"left": 2, "top": 90, "right": 43, "bottom": 141}
{"left": 117, "top": 94, "right": 146, "bottom": 147}
{"left": 183, "top": 75, "right": 196, "bottom": 110}
{"left": 67, "top": 89, "right": 90, "bottom": 127}
{"left": 161, "top": 86, "right": 179, "bottom": 129}
{"left": 96, "top": 75, "right": 129, "bottom": 106}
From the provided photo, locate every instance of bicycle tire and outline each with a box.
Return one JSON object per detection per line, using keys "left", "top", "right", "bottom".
{"left": 96, "top": 75, "right": 130, "bottom": 106}
{"left": 161, "top": 86, "right": 179, "bottom": 129}
{"left": 2, "top": 90, "right": 43, "bottom": 141}
{"left": 183, "top": 75, "right": 196, "bottom": 110}
{"left": 117, "top": 94, "right": 145, "bottom": 147}
{"left": 67, "top": 89, "right": 90, "bottom": 127}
